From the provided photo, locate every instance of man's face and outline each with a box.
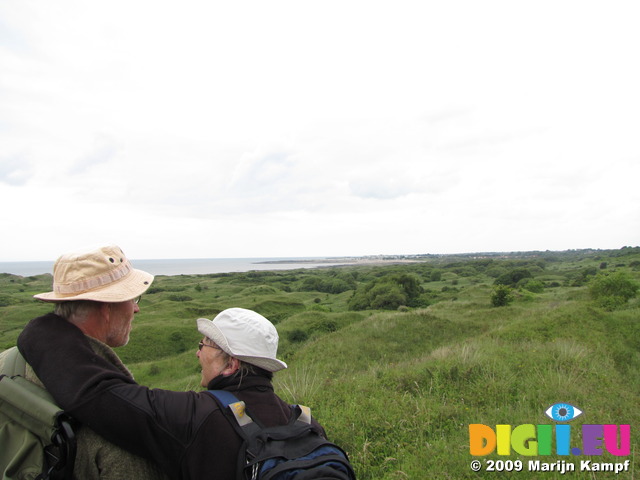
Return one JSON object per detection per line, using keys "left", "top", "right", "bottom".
{"left": 106, "top": 299, "right": 139, "bottom": 347}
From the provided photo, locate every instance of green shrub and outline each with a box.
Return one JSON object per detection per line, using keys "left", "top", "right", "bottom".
{"left": 0, "top": 294, "right": 20, "bottom": 307}
{"left": 523, "top": 279, "right": 545, "bottom": 293}
{"left": 299, "top": 276, "right": 353, "bottom": 294}
{"left": 168, "top": 294, "right": 193, "bottom": 302}
{"left": 589, "top": 271, "right": 639, "bottom": 310}
{"left": 348, "top": 273, "right": 424, "bottom": 311}
{"left": 494, "top": 268, "right": 533, "bottom": 287}
{"left": 288, "top": 329, "right": 309, "bottom": 343}
{"left": 490, "top": 285, "right": 514, "bottom": 307}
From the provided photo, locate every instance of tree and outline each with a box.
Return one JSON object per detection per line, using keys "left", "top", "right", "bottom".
{"left": 430, "top": 270, "right": 442, "bottom": 282}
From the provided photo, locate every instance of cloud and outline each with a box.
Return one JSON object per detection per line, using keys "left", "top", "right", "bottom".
{"left": 0, "top": 155, "right": 31, "bottom": 186}
{"left": 229, "top": 149, "right": 297, "bottom": 195}
{"left": 68, "top": 134, "right": 121, "bottom": 175}
{"left": 348, "top": 164, "right": 459, "bottom": 200}
{"left": 0, "top": 1, "right": 639, "bottom": 261}
{"left": 0, "top": 13, "right": 32, "bottom": 56}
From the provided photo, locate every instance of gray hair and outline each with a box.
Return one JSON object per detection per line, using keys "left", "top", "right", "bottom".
{"left": 54, "top": 300, "right": 102, "bottom": 325}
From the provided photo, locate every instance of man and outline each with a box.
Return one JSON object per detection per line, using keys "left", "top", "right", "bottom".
{"left": 17, "top": 308, "right": 352, "bottom": 479}
{"left": 0, "top": 245, "right": 167, "bottom": 480}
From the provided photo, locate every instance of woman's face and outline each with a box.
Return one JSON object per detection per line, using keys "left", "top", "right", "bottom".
{"left": 196, "top": 337, "right": 228, "bottom": 387}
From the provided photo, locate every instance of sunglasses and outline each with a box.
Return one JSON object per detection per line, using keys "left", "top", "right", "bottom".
{"left": 198, "top": 341, "right": 221, "bottom": 351}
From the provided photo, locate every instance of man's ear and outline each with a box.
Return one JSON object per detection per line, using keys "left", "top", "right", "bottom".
{"left": 100, "top": 302, "right": 112, "bottom": 322}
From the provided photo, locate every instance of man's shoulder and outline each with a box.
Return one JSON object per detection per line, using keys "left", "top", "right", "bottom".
{"left": 0, "top": 347, "right": 12, "bottom": 371}
{"left": 85, "top": 337, "right": 134, "bottom": 378}
{"left": 0, "top": 346, "right": 13, "bottom": 362}
{"left": 0, "top": 346, "right": 25, "bottom": 377}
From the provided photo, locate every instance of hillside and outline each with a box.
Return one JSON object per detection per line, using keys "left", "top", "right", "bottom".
{"left": 2, "top": 247, "right": 639, "bottom": 478}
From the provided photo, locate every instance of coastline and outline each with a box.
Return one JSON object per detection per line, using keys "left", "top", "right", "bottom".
{"left": 0, "top": 256, "right": 422, "bottom": 277}
{"left": 255, "top": 257, "right": 421, "bottom": 266}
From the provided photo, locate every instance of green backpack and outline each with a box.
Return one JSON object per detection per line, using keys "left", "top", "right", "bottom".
{"left": 0, "top": 347, "right": 76, "bottom": 480}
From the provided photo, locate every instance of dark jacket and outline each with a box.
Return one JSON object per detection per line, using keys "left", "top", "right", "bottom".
{"left": 0, "top": 343, "right": 168, "bottom": 480}
{"left": 18, "top": 314, "right": 325, "bottom": 480}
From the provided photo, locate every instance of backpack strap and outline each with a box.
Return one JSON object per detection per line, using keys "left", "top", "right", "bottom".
{"left": 208, "top": 390, "right": 255, "bottom": 427}
{"left": 297, "top": 404, "right": 312, "bottom": 425}
{"left": 1, "top": 346, "right": 27, "bottom": 377}
{"left": 208, "top": 391, "right": 312, "bottom": 427}
{"left": 208, "top": 390, "right": 262, "bottom": 479}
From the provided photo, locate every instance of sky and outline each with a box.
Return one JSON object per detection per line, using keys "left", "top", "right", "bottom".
{"left": 1, "top": 1, "right": 639, "bottom": 262}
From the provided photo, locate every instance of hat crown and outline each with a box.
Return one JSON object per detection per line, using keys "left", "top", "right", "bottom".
{"left": 53, "top": 246, "right": 131, "bottom": 295}
{"left": 218, "top": 308, "right": 278, "bottom": 354}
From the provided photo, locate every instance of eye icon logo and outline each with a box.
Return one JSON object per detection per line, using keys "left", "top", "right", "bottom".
{"left": 545, "top": 403, "right": 583, "bottom": 422}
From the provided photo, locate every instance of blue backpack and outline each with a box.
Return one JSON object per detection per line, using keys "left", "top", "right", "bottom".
{"left": 209, "top": 390, "right": 356, "bottom": 480}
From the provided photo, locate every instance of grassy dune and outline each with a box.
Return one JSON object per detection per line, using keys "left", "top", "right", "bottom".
{"left": 2, "top": 248, "right": 639, "bottom": 478}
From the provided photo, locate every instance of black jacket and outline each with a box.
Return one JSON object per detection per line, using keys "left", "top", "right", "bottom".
{"left": 18, "top": 314, "right": 325, "bottom": 480}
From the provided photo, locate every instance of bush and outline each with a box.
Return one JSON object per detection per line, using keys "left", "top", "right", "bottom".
{"left": 494, "top": 268, "right": 532, "bottom": 287}
{"left": 369, "top": 285, "right": 407, "bottom": 310}
{"left": 288, "top": 329, "right": 309, "bottom": 343}
{"left": 523, "top": 279, "right": 545, "bottom": 293}
{"left": 0, "top": 294, "right": 20, "bottom": 307}
{"left": 299, "top": 276, "right": 353, "bottom": 294}
{"left": 588, "top": 271, "right": 639, "bottom": 310}
{"left": 168, "top": 294, "right": 193, "bottom": 302}
{"left": 348, "top": 273, "right": 424, "bottom": 311}
{"left": 491, "top": 285, "right": 514, "bottom": 307}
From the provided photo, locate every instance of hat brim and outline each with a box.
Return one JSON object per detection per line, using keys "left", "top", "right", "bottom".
{"left": 197, "top": 317, "right": 287, "bottom": 372}
{"left": 33, "top": 268, "right": 154, "bottom": 303}
{"left": 234, "top": 354, "right": 288, "bottom": 373}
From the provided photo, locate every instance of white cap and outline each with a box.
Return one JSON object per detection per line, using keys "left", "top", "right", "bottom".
{"left": 196, "top": 308, "right": 287, "bottom": 372}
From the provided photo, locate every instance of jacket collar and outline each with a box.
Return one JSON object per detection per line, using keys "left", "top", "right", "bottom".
{"left": 206, "top": 371, "right": 274, "bottom": 392}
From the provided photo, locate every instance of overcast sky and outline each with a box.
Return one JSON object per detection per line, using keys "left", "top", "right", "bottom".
{"left": 1, "top": 1, "right": 639, "bottom": 262}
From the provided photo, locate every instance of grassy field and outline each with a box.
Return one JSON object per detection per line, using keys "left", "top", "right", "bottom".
{"left": 2, "top": 248, "right": 639, "bottom": 479}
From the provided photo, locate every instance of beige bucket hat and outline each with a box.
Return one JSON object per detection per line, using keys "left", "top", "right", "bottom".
{"left": 197, "top": 308, "right": 287, "bottom": 372}
{"left": 34, "top": 245, "right": 154, "bottom": 303}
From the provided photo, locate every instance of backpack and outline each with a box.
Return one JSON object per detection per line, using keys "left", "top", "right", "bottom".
{"left": 209, "top": 390, "right": 356, "bottom": 480}
{"left": 0, "top": 347, "right": 77, "bottom": 480}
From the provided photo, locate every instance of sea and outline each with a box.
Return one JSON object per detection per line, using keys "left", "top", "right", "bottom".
{"left": 0, "top": 257, "right": 353, "bottom": 277}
